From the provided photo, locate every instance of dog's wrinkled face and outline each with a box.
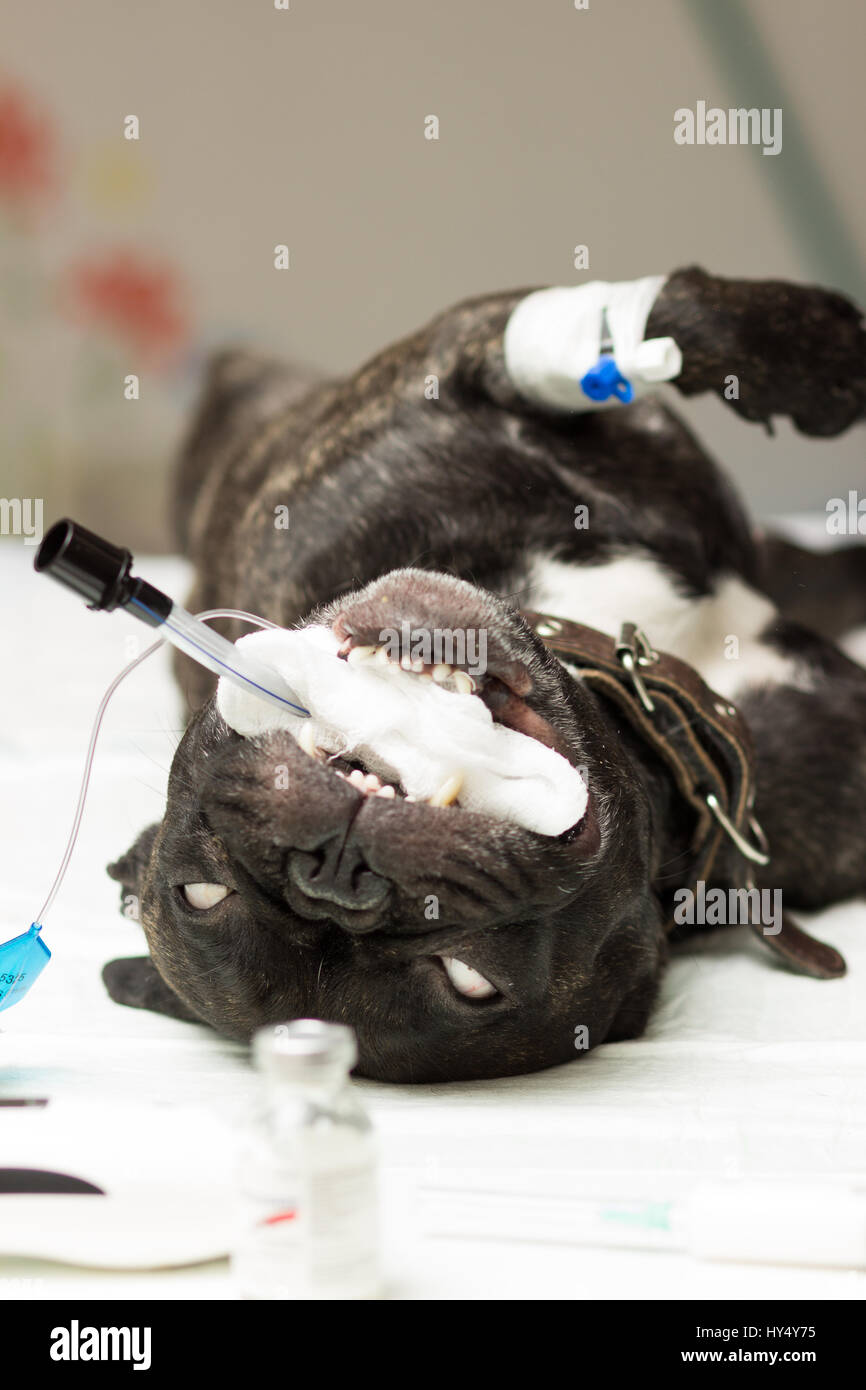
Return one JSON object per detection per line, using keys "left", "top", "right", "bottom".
{"left": 110, "top": 570, "right": 666, "bottom": 1081}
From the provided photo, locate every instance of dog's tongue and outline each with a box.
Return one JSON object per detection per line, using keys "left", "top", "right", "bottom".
{"left": 215, "top": 626, "right": 587, "bottom": 836}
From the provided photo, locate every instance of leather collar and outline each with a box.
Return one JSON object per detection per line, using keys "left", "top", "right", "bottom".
{"left": 523, "top": 609, "right": 846, "bottom": 981}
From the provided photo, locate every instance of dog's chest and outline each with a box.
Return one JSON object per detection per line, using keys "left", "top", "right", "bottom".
{"left": 526, "top": 552, "right": 807, "bottom": 700}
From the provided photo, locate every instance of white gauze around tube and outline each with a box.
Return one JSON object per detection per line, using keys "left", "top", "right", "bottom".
{"left": 503, "top": 275, "right": 681, "bottom": 411}
{"left": 216, "top": 627, "right": 588, "bottom": 837}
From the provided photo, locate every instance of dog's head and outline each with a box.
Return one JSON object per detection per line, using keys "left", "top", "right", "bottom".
{"left": 107, "top": 569, "right": 668, "bottom": 1081}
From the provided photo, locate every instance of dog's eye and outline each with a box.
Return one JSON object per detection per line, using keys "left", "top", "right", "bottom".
{"left": 439, "top": 955, "right": 498, "bottom": 1000}
{"left": 182, "top": 883, "right": 233, "bottom": 910}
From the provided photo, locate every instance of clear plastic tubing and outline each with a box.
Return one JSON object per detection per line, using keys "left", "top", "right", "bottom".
{"left": 30, "top": 517, "right": 313, "bottom": 929}
{"left": 34, "top": 605, "right": 294, "bottom": 928}
{"left": 33, "top": 517, "right": 310, "bottom": 720}
{"left": 128, "top": 596, "right": 309, "bottom": 717}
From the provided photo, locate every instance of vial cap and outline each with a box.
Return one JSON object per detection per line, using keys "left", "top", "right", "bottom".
{"left": 253, "top": 1019, "right": 357, "bottom": 1077}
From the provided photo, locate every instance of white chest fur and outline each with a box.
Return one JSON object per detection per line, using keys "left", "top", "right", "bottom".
{"left": 527, "top": 553, "right": 810, "bottom": 700}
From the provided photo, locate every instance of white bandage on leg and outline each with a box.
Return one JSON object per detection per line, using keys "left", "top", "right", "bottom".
{"left": 503, "top": 275, "right": 682, "bottom": 412}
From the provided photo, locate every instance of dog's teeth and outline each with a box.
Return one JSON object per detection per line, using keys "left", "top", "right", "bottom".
{"left": 348, "top": 769, "right": 367, "bottom": 788}
{"left": 377, "top": 785, "right": 396, "bottom": 799}
{"left": 453, "top": 671, "right": 475, "bottom": 695}
{"left": 432, "top": 664, "right": 452, "bottom": 683}
{"left": 428, "top": 771, "right": 464, "bottom": 807}
{"left": 363, "top": 772, "right": 382, "bottom": 791}
{"left": 410, "top": 657, "right": 426, "bottom": 673}
{"left": 347, "top": 644, "right": 377, "bottom": 666}
{"left": 298, "top": 722, "right": 319, "bottom": 759}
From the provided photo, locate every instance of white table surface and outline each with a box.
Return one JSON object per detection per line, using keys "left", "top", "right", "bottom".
{"left": 1, "top": 539, "right": 864, "bottom": 1301}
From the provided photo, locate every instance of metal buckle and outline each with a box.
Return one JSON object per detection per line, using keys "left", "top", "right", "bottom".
{"left": 705, "top": 792, "right": 771, "bottom": 866}
{"left": 612, "top": 621, "right": 772, "bottom": 871}
{"left": 615, "top": 622, "right": 659, "bottom": 713}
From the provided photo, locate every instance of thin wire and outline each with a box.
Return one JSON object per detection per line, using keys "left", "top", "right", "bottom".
{"left": 34, "top": 608, "right": 281, "bottom": 926}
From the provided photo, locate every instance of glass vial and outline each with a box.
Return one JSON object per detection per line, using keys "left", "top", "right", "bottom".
{"left": 232, "top": 1019, "right": 380, "bottom": 1300}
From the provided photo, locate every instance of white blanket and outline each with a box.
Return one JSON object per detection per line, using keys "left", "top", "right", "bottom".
{"left": 1, "top": 543, "right": 865, "bottom": 1301}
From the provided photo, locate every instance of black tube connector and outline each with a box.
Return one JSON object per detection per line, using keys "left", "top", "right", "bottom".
{"left": 35, "top": 519, "right": 172, "bottom": 628}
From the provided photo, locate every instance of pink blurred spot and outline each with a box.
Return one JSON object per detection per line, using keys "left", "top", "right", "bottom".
{"left": 0, "top": 83, "right": 57, "bottom": 210}
{"left": 61, "top": 249, "right": 191, "bottom": 364}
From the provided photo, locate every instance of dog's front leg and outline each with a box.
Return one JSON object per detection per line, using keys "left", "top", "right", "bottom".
{"left": 469, "top": 268, "right": 865, "bottom": 438}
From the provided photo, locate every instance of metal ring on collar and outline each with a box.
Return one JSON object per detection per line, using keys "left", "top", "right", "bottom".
{"left": 615, "top": 623, "right": 659, "bottom": 713}
{"left": 705, "top": 792, "right": 771, "bottom": 866}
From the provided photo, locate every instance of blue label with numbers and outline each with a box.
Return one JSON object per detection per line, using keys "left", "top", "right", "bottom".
{"left": 0, "top": 924, "right": 51, "bottom": 1012}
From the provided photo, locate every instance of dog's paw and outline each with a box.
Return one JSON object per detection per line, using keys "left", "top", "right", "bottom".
{"left": 102, "top": 956, "right": 202, "bottom": 1023}
{"left": 726, "top": 281, "right": 866, "bottom": 436}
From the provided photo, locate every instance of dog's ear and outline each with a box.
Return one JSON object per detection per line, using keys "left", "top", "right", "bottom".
{"left": 106, "top": 823, "right": 160, "bottom": 918}
{"left": 102, "top": 956, "right": 202, "bottom": 1024}
{"left": 174, "top": 349, "right": 320, "bottom": 550}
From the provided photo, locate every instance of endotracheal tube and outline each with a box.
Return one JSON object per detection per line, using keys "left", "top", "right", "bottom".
{"left": 0, "top": 519, "right": 308, "bottom": 1016}
{"left": 34, "top": 518, "right": 310, "bottom": 717}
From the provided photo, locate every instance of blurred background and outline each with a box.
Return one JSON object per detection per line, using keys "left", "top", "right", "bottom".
{"left": 1, "top": 0, "right": 864, "bottom": 549}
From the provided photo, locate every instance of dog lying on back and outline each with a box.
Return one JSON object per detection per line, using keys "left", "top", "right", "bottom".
{"left": 104, "top": 266, "right": 866, "bottom": 1082}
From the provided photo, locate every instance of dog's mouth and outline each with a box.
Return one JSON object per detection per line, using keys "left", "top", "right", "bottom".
{"left": 308, "top": 652, "right": 465, "bottom": 808}
{"left": 282, "top": 595, "right": 590, "bottom": 836}
{"left": 201, "top": 571, "right": 599, "bottom": 939}
{"left": 334, "top": 620, "right": 566, "bottom": 746}
{"left": 297, "top": 627, "right": 572, "bottom": 814}
{"left": 216, "top": 581, "right": 590, "bottom": 837}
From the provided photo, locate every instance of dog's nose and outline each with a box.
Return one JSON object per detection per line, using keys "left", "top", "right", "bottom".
{"left": 288, "top": 834, "right": 389, "bottom": 916}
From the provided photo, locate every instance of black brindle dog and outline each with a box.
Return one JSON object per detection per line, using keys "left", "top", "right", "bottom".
{"left": 103, "top": 267, "right": 866, "bottom": 1081}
